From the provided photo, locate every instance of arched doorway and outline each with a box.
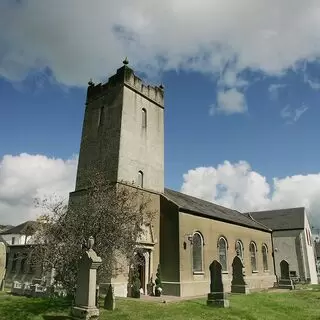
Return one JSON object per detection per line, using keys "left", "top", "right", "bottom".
{"left": 280, "top": 260, "right": 289, "bottom": 279}
{"left": 134, "top": 252, "right": 146, "bottom": 294}
{"left": 137, "top": 253, "right": 145, "bottom": 292}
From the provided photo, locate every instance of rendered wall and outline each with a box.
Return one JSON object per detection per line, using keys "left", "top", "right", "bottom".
{"left": 162, "top": 209, "right": 276, "bottom": 297}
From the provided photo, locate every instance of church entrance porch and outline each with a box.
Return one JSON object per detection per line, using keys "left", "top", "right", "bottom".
{"left": 133, "top": 249, "right": 151, "bottom": 295}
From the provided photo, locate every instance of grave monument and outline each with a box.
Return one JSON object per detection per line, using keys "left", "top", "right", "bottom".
{"left": 71, "top": 237, "right": 102, "bottom": 319}
{"left": 207, "top": 260, "right": 229, "bottom": 308}
{"left": 231, "top": 256, "right": 250, "bottom": 294}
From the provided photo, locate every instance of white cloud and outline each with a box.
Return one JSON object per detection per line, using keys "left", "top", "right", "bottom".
{"left": 2, "top": 153, "right": 320, "bottom": 234}
{"left": 1, "top": 1, "right": 320, "bottom": 87}
{"left": 268, "top": 83, "right": 287, "bottom": 100}
{"left": 181, "top": 161, "right": 320, "bottom": 230}
{"left": 303, "top": 73, "right": 320, "bottom": 90}
{"left": 281, "top": 104, "right": 309, "bottom": 123}
{"left": 210, "top": 88, "right": 247, "bottom": 115}
{"left": 217, "top": 69, "right": 249, "bottom": 89}
{"left": 0, "top": 153, "right": 77, "bottom": 225}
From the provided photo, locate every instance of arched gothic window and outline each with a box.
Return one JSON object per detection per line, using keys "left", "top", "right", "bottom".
{"left": 142, "top": 108, "right": 147, "bottom": 128}
{"left": 218, "top": 237, "right": 228, "bottom": 271}
{"left": 262, "top": 244, "right": 268, "bottom": 271}
{"left": 235, "top": 240, "right": 244, "bottom": 261}
{"left": 192, "top": 232, "right": 203, "bottom": 272}
{"left": 138, "top": 171, "right": 144, "bottom": 188}
{"left": 249, "top": 241, "right": 257, "bottom": 272}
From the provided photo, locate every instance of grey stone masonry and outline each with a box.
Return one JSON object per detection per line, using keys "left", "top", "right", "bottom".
{"left": 73, "top": 59, "right": 165, "bottom": 194}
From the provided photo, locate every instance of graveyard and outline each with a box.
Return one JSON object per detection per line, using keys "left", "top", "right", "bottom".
{"left": 1, "top": 240, "right": 320, "bottom": 320}
{"left": 0, "top": 286, "right": 320, "bottom": 320}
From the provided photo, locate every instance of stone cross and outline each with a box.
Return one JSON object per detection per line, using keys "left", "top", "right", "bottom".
{"left": 71, "top": 237, "right": 102, "bottom": 319}
{"left": 207, "top": 260, "right": 229, "bottom": 308}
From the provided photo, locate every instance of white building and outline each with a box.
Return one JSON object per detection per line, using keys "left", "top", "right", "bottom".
{"left": 249, "top": 207, "right": 318, "bottom": 284}
{"left": 0, "top": 221, "right": 37, "bottom": 246}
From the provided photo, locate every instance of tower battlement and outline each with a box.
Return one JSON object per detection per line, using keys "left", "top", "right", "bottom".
{"left": 86, "top": 64, "right": 164, "bottom": 107}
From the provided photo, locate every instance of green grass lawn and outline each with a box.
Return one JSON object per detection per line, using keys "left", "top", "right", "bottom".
{"left": 0, "top": 288, "right": 320, "bottom": 320}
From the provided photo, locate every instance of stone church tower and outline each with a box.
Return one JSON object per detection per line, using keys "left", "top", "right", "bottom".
{"left": 69, "top": 59, "right": 164, "bottom": 296}
{"left": 74, "top": 59, "right": 165, "bottom": 192}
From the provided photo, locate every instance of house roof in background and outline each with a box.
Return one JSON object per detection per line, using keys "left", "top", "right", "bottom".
{"left": 164, "top": 188, "right": 270, "bottom": 232}
{"left": 0, "top": 220, "right": 38, "bottom": 235}
{"left": 0, "top": 225, "right": 14, "bottom": 233}
{"left": 248, "top": 207, "right": 305, "bottom": 231}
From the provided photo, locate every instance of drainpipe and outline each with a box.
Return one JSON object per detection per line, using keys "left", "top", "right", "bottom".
{"left": 270, "top": 233, "right": 277, "bottom": 284}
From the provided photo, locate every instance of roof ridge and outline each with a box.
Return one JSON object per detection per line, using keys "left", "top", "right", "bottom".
{"left": 165, "top": 188, "right": 242, "bottom": 213}
{"left": 249, "top": 207, "right": 305, "bottom": 214}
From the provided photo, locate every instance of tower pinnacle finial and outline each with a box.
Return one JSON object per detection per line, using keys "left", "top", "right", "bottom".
{"left": 123, "top": 57, "right": 129, "bottom": 65}
{"left": 88, "top": 78, "right": 94, "bottom": 86}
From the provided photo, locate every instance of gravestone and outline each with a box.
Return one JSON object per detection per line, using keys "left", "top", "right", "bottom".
{"left": 278, "top": 260, "right": 294, "bottom": 290}
{"left": 207, "top": 260, "right": 229, "bottom": 308}
{"left": 71, "top": 237, "right": 102, "bottom": 319}
{"left": 0, "top": 242, "right": 6, "bottom": 291}
{"left": 104, "top": 284, "right": 116, "bottom": 311}
{"left": 231, "top": 256, "right": 250, "bottom": 294}
{"left": 11, "top": 281, "right": 23, "bottom": 295}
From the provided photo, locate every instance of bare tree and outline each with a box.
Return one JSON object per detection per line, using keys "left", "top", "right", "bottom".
{"left": 30, "top": 168, "right": 156, "bottom": 294}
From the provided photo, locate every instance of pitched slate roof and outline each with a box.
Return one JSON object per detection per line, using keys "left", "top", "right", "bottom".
{"left": 0, "top": 220, "right": 38, "bottom": 235}
{"left": 0, "top": 225, "right": 14, "bottom": 232}
{"left": 248, "top": 207, "right": 305, "bottom": 231}
{"left": 163, "top": 188, "right": 270, "bottom": 232}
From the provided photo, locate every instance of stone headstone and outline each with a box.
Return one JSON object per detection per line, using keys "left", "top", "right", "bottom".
{"left": 104, "top": 284, "right": 116, "bottom": 311}
{"left": 207, "top": 260, "right": 229, "bottom": 308}
{"left": 231, "top": 256, "right": 250, "bottom": 294}
{"left": 11, "top": 281, "right": 23, "bottom": 295}
{"left": 0, "top": 242, "right": 6, "bottom": 291}
{"left": 71, "top": 237, "right": 102, "bottom": 320}
{"left": 278, "top": 260, "right": 294, "bottom": 290}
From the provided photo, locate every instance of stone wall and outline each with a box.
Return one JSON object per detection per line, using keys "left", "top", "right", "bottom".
{"left": 75, "top": 64, "right": 164, "bottom": 193}
{"left": 161, "top": 208, "right": 276, "bottom": 297}
{"left": 272, "top": 230, "right": 304, "bottom": 281}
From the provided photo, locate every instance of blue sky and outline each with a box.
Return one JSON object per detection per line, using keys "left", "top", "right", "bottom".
{"left": 1, "top": 0, "right": 320, "bottom": 228}
{"left": 1, "top": 66, "right": 319, "bottom": 189}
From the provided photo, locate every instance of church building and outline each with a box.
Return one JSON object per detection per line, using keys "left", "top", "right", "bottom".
{"left": 68, "top": 59, "right": 279, "bottom": 297}
{"left": 0, "top": 60, "right": 318, "bottom": 296}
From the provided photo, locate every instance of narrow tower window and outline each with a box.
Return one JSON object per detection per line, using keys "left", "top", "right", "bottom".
{"left": 142, "top": 108, "right": 147, "bottom": 128}
{"left": 98, "top": 106, "right": 105, "bottom": 128}
{"left": 138, "top": 171, "right": 144, "bottom": 188}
